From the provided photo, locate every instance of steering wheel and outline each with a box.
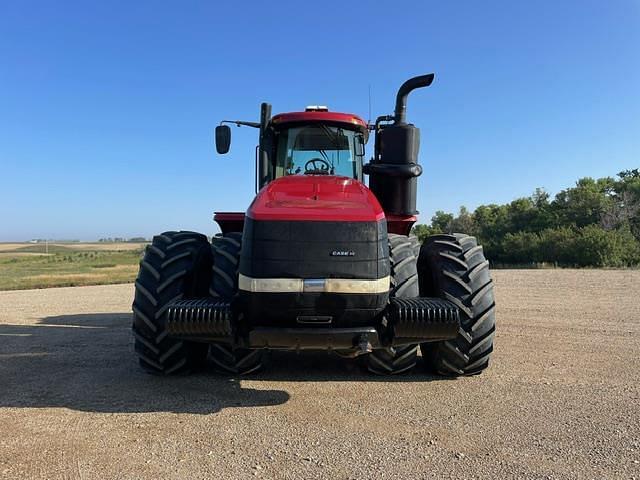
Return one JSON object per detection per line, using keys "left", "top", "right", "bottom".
{"left": 304, "top": 158, "right": 331, "bottom": 174}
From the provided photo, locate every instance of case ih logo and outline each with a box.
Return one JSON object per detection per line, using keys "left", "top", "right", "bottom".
{"left": 330, "top": 250, "right": 355, "bottom": 257}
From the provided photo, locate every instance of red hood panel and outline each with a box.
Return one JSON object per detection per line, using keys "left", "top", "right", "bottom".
{"left": 247, "top": 176, "right": 385, "bottom": 222}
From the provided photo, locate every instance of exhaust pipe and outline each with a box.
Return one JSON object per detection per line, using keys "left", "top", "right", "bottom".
{"left": 364, "top": 73, "right": 435, "bottom": 220}
{"left": 394, "top": 74, "right": 434, "bottom": 124}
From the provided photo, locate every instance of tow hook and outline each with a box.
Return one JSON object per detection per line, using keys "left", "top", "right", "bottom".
{"left": 356, "top": 334, "right": 373, "bottom": 355}
{"left": 334, "top": 334, "right": 374, "bottom": 359}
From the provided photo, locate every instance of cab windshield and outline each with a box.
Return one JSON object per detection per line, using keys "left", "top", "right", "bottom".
{"left": 274, "top": 125, "right": 364, "bottom": 180}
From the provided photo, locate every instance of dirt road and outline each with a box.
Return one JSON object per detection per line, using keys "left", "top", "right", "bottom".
{"left": 1, "top": 270, "right": 639, "bottom": 479}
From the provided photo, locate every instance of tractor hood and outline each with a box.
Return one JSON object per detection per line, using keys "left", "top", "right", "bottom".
{"left": 246, "top": 175, "right": 385, "bottom": 222}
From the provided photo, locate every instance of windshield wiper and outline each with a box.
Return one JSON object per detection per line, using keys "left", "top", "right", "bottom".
{"left": 319, "top": 124, "right": 340, "bottom": 147}
{"left": 318, "top": 150, "right": 335, "bottom": 174}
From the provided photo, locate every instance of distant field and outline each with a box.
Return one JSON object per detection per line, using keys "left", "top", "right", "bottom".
{"left": 0, "top": 243, "right": 146, "bottom": 290}
{"left": 0, "top": 242, "right": 145, "bottom": 252}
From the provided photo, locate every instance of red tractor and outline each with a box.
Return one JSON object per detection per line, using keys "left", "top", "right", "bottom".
{"left": 132, "top": 74, "right": 495, "bottom": 376}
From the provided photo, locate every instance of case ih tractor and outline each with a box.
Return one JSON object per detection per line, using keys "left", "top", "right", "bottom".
{"left": 132, "top": 74, "right": 495, "bottom": 376}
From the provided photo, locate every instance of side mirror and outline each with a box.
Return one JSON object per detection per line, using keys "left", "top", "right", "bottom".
{"left": 215, "top": 125, "right": 231, "bottom": 154}
{"left": 355, "top": 134, "right": 365, "bottom": 157}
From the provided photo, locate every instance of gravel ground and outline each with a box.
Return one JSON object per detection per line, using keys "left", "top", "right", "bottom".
{"left": 0, "top": 269, "right": 639, "bottom": 479}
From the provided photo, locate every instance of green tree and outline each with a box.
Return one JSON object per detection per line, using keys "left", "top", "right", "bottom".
{"left": 449, "top": 206, "right": 475, "bottom": 234}
{"left": 537, "top": 227, "right": 577, "bottom": 265}
{"left": 605, "top": 170, "right": 640, "bottom": 240}
{"left": 431, "top": 211, "right": 454, "bottom": 233}
{"left": 501, "top": 231, "right": 541, "bottom": 264}
{"left": 573, "top": 225, "right": 638, "bottom": 267}
{"left": 412, "top": 224, "right": 437, "bottom": 242}
{"left": 551, "top": 177, "right": 615, "bottom": 228}
{"left": 409, "top": 171, "right": 640, "bottom": 267}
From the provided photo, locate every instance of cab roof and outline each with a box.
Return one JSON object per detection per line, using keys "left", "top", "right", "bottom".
{"left": 271, "top": 111, "right": 369, "bottom": 139}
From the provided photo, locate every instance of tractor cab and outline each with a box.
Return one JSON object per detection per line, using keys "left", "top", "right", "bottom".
{"left": 270, "top": 109, "right": 368, "bottom": 181}
{"left": 215, "top": 107, "right": 368, "bottom": 185}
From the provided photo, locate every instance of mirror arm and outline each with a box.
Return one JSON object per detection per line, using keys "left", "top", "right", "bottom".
{"left": 220, "top": 120, "right": 261, "bottom": 128}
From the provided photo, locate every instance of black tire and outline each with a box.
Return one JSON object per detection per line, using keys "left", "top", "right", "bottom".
{"left": 132, "top": 231, "right": 212, "bottom": 374}
{"left": 209, "top": 233, "right": 242, "bottom": 299}
{"left": 208, "top": 342, "right": 264, "bottom": 375}
{"left": 209, "top": 232, "right": 265, "bottom": 375}
{"left": 417, "top": 233, "right": 496, "bottom": 376}
{"left": 409, "top": 234, "right": 421, "bottom": 258}
{"left": 367, "top": 233, "right": 420, "bottom": 375}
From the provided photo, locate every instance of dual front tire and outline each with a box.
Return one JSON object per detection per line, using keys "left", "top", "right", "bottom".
{"left": 367, "top": 233, "right": 496, "bottom": 376}
{"left": 366, "top": 234, "right": 420, "bottom": 375}
{"left": 132, "top": 231, "right": 263, "bottom": 375}
{"left": 208, "top": 232, "right": 264, "bottom": 375}
{"left": 131, "top": 231, "right": 212, "bottom": 374}
{"left": 418, "top": 234, "right": 496, "bottom": 376}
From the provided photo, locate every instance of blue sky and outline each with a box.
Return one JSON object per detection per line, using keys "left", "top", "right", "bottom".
{"left": 1, "top": 1, "right": 638, "bottom": 241}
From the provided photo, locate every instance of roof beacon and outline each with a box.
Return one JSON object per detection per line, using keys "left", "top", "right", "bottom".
{"left": 304, "top": 105, "right": 329, "bottom": 112}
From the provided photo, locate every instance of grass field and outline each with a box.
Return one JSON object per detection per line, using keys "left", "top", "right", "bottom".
{"left": 0, "top": 243, "right": 146, "bottom": 290}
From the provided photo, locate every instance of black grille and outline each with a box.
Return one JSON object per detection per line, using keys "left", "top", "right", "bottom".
{"left": 240, "top": 217, "right": 389, "bottom": 280}
{"left": 166, "top": 298, "right": 232, "bottom": 338}
{"left": 387, "top": 297, "right": 460, "bottom": 341}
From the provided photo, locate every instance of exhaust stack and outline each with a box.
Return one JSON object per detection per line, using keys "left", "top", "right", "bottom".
{"left": 364, "top": 74, "right": 434, "bottom": 217}
{"left": 394, "top": 74, "right": 434, "bottom": 124}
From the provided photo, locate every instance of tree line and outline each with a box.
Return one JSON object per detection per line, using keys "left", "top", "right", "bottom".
{"left": 412, "top": 169, "right": 640, "bottom": 267}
